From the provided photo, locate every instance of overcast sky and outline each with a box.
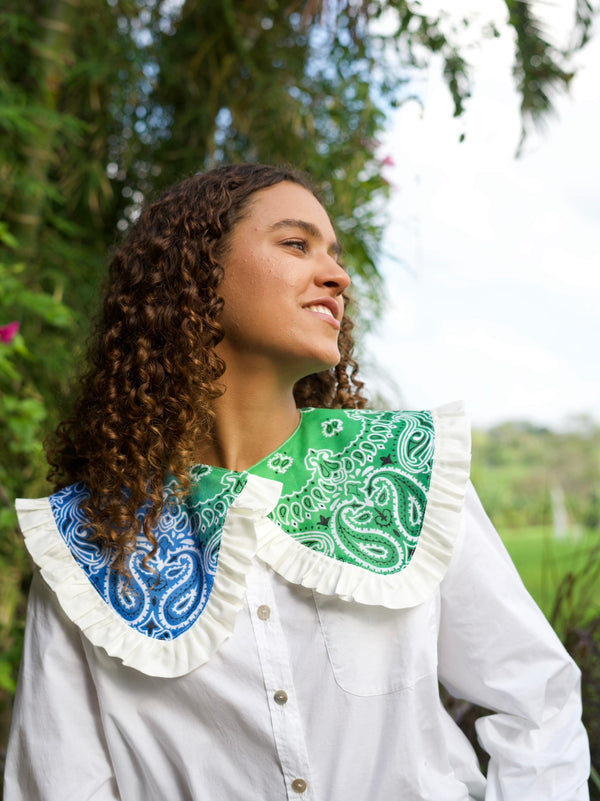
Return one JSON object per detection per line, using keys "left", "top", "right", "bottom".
{"left": 362, "top": 2, "right": 599, "bottom": 429}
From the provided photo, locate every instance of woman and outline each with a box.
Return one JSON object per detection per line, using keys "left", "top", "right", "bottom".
{"left": 5, "top": 164, "right": 589, "bottom": 799}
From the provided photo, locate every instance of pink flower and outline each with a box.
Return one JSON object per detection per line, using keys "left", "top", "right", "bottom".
{"left": 0, "top": 321, "right": 20, "bottom": 344}
{"left": 381, "top": 155, "right": 395, "bottom": 167}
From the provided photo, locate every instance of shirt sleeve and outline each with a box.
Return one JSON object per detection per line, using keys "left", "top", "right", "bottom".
{"left": 437, "top": 482, "right": 590, "bottom": 801}
{"left": 4, "top": 571, "right": 121, "bottom": 801}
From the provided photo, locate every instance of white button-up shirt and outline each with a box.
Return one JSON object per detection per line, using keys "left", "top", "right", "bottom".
{"left": 5, "top": 484, "right": 590, "bottom": 800}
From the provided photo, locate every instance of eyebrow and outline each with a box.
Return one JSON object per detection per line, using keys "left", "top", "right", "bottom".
{"left": 267, "top": 218, "right": 342, "bottom": 258}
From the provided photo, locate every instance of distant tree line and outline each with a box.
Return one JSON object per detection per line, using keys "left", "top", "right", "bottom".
{"left": 472, "top": 416, "right": 600, "bottom": 532}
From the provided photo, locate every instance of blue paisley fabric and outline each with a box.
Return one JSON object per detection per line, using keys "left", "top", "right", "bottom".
{"left": 48, "top": 470, "right": 248, "bottom": 639}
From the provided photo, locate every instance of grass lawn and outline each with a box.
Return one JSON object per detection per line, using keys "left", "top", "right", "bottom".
{"left": 499, "top": 525, "right": 600, "bottom": 625}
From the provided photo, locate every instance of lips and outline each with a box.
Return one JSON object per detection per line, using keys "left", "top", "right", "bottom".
{"left": 302, "top": 296, "right": 342, "bottom": 323}
{"left": 306, "top": 303, "right": 335, "bottom": 318}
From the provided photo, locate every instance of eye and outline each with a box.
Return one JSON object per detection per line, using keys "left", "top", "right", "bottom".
{"left": 283, "top": 239, "right": 308, "bottom": 253}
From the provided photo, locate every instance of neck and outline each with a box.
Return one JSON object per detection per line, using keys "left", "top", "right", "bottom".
{"left": 197, "top": 362, "right": 301, "bottom": 472}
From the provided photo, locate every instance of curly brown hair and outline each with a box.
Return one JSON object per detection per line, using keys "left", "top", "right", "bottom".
{"left": 47, "top": 163, "right": 367, "bottom": 568}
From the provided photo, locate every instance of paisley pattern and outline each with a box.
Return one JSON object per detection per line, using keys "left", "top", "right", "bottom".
{"left": 251, "top": 409, "right": 435, "bottom": 574}
{"left": 48, "top": 470, "right": 247, "bottom": 640}
{"left": 48, "top": 408, "right": 435, "bottom": 640}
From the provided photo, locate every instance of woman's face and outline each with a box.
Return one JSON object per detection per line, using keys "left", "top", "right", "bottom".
{"left": 216, "top": 181, "right": 351, "bottom": 384}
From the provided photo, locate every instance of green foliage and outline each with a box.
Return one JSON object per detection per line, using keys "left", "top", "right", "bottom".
{"left": 470, "top": 423, "right": 600, "bottom": 795}
{"left": 499, "top": 526, "right": 599, "bottom": 622}
{"left": 472, "top": 419, "right": 600, "bottom": 531}
{"left": 0, "top": 228, "right": 80, "bottom": 774}
{"left": 0, "top": 233, "right": 78, "bottom": 726}
{"left": 552, "top": 547, "right": 600, "bottom": 799}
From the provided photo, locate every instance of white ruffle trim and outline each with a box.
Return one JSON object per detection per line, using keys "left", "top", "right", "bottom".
{"left": 16, "top": 474, "right": 282, "bottom": 678}
{"left": 16, "top": 403, "right": 469, "bottom": 675}
{"left": 255, "top": 401, "right": 471, "bottom": 608}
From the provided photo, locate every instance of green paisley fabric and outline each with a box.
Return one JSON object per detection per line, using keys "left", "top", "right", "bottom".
{"left": 192, "top": 408, "right": 435, "bottom": 576}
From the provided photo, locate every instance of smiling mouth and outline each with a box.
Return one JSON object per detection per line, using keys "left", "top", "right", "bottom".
{"left": 306, "top": 304, "right": 335, "bottom": 318}
{"left": 304, "top": 303, "right": 341, "bottom": 329}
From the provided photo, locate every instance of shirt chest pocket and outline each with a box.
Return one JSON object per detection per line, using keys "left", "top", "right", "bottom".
{"left": 313, "top": 591, "right": 440, "bottom": 697}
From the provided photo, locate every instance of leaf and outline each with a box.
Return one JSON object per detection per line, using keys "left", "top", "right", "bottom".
{"left": 0, "top": 222, "right": 18, "bottom": 249}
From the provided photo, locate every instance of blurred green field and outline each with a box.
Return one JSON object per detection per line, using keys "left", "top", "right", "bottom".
{"left": 499, "top": 526, "right": 600, "bottom": 624}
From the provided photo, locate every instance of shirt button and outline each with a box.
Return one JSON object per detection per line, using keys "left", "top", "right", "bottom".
{"left": 257, "top": 605, "right": 271, "bottom": 621}
{"left": 273, "top": 690, "right": 288, "bottom": 705}
{"left": 291, "top": 778, "right": 307, "bottom": 793}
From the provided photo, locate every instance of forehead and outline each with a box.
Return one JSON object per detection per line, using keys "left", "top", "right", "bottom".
{"left": 239, "top": 181, "right": 336, "bottom": 238}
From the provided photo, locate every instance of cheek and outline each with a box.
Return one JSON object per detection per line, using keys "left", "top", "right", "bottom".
{"left": 220, "top": 281, "right": 284, "bottom": 334}
{"left": 219, "top": 250, "right": 303, "bottom": 333}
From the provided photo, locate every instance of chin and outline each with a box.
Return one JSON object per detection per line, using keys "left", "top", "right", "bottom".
{"left": 297, "top": 351, "right": 341, "bottom": 378}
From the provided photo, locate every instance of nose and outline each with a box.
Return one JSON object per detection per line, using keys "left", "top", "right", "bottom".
{"left": 317, "top": 257, "right": 352, "bottom": 294}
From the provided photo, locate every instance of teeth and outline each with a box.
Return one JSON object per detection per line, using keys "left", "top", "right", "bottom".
{"left": 307, "top": 304, "right": 334, "bottom": 317}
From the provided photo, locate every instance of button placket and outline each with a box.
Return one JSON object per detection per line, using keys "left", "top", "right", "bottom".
{"left": 247, "top": 563, "right": 316, "bottom": 800}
